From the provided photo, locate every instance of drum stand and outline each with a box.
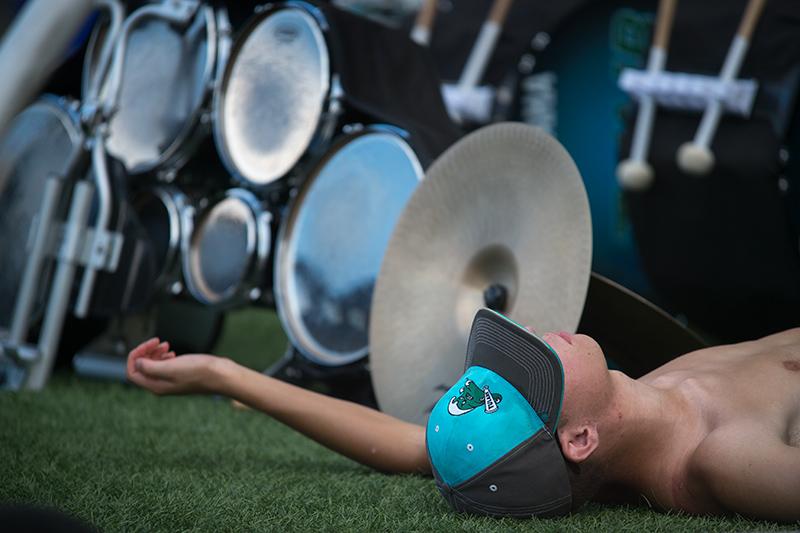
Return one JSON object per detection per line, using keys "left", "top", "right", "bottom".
{"left": 267, "top": 346, "right": 378, "bottom": 408}
{"left": 0, "top": 0, "right": 203, "bottom": 390}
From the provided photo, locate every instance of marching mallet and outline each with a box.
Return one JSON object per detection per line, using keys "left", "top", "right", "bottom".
{"left": 458, "top": 0, "right": 514, "bottom": 91}
{"left": 676, "top": 0, "right": 767, "bottom": 175}
{"left": 411, "top": 0, "right": 438, "bottom": 46}
{"left": 617, "top": 0, "right": 678, "bottom": 191}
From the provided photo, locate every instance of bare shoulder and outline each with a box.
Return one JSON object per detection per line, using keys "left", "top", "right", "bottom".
{"left": 689, "top": 424, "right": 800, "bottom": 522}
{"left": 753, "top": 327, "right": 800, "bottom": 348}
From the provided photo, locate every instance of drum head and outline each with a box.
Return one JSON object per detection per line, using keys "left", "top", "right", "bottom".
{"left": 276, "top": 131, "right": 423, "bottom": 366}
{"left": 184, "top": 190, "right": 269, "bottom": 306}
{"left": 0, "top": 98, "right": 81, "bottom": 329}
{"left": 87, "top": 8, "right": 214, "bottom": 173}
{"left": 216, "top": 7, "right": 330, "bottom": 186}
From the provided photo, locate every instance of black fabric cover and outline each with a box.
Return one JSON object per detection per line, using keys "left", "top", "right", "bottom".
{"left": 420, "top": 0, "right": 589, "bottom": 86}
{"left": 321, "top": 3, "right": 462, "bottom": 164}
{"left": 620, "top": 0, "right": 800, "bottom": 342}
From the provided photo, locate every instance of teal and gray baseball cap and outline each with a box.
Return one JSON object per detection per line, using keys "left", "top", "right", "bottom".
{"left": 426, "top": 308, "right": 572, "bottom": 517}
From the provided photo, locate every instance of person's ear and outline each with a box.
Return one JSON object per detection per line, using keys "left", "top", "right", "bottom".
{"left": 557, "top": 423, "right": 599, "bottom": 463}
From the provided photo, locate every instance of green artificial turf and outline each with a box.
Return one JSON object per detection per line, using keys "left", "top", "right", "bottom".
{"left": 0, "top": 310, "right": 797, "bottom": 532}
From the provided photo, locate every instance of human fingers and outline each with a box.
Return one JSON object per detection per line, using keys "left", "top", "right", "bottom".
{"left": 152, "top": 341, "right": 170, "bottom": 358}
{"left": 159, "top": 350, "right": 176, "bottom": 360}
{"left": 127, "top": 338, "right": 160, "bottom": 379}
{"left": 129, "top": 338, "right": 160, "bottom": 360}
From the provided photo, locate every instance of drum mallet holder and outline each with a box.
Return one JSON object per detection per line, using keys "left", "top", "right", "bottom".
{"left": 676, "top": 0, "right": 767, "bottom": 176}
{"left": 616, "top": 0, "right": 677, "bottom": 191}
{"left": 442, "top": 0, "right": 514, "bottom": 123}
{"left": 410, "top": 0, "right": 437, "bottom": 46}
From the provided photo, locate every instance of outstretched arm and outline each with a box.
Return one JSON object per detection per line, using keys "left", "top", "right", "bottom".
{"left": 127, "top": 338, "right": 431, "bottom": 475}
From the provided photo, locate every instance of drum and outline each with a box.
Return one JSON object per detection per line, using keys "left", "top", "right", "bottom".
{"left": 181, "top": 188, "right": 274, "bottom": 307}
{"left": 213, "top": 1, "right": 339, "bottom": 189}
{"left": 511, "top": 0, "right": 658, "bottom": 299}
{"left": 274, "top": 125, "right": 424, "bottom": 366}
{"left": 83, "top": 2, "right": 223, "bottom": 175}
{"left": 132, "top": 185, "right": 192, "bottom": 295}
{"left": 0, "top": 96, "right": 82, "bottom": 331}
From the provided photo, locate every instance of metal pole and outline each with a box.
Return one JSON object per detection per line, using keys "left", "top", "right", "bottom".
{"left": 0, "top": 0, "right": 95, "bottom": 138}
{"left": 24, "top": 181, "right": 95, "bottom": 390}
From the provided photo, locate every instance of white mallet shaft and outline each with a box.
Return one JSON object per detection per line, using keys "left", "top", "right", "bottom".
{"left": 457, "top": 0, "right": 514, "bottom": 90}
{"left": 617, "top": 0, "right": 678, "bottom": 190}
{"left": 677, "top": 0, "right": 767, "bottom": 175}
{"left": 411, "top": 0, "right": 438, "bottom": 46}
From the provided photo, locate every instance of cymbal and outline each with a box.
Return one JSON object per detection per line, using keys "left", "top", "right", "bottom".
{"left": 578, "top": 273, "right": 707, "bottom": 379}
{"left": 370, "top": 123, "right": 592, "bottom": 424}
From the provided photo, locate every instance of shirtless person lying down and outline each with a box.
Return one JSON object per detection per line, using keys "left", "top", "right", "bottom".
{"left": 125, "top": 308, "right": 800, "bottom": 522}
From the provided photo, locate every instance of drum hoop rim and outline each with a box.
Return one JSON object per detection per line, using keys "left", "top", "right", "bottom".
{"left": 273, "top": 126, "right": 423, "bottom": 366}
{"left": 181, "top": 188, "right": 272, "bottom": 307}
{"left": 211, "top": 2, "right": 333, "bottom": 189}
{"left": 81, "top": 5, "right": 219, "bottom": 175}
{"left": 133, "top": 185, "right": 189, "bottom": 290}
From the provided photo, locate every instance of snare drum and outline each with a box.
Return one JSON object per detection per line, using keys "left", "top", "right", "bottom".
{"left": 0, "top": 96, "right": 82, "bottom": 330}
{"left": 181, "top": 188, "right": 273, "bottom": 307}
{"left": 275, "top": 126, "right": 424, "bottom": 366}
{"left": 214, "top": 1, "right": 340, "bottom": 188}
{"left": 83, "top": 2, "right": 225, "bottom": 175}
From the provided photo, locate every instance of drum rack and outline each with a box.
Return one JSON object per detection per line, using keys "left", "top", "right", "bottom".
{"left": 0, "top": 0, "right": 203, "bottom": 390}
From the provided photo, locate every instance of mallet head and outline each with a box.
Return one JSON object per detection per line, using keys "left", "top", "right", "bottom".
{"left": 677, "top": 142, "right": 715, "bottom": 175}
{"left": 616, "top": 159, "right": 655, "bottom": 191}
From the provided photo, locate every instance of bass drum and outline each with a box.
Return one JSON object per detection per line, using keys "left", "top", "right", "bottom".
{"left": 511, "top": 0, "right": 657, "bottom": 299}
{"left": 275, "top": 126, "right": 424, "bottom": 366}
{"left": 83, "top": 2, "right": 224, "bottom": 175}
{"left": 0, "top": 96, "right": 82, "bottom": 331}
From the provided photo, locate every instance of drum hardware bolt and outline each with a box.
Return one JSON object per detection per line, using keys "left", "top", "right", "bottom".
{"left": 285, "top": 366, "right": 301, "bottom": 379}
{"left": 483, "top": 283, "right": 508, "bottom": 313}
{"left": 159, "top": 169, "right": 177, "bottom": 183}
{"left": 249, "top": 288, "right": 262, "bottom": 301}
{"left": 199, "top": 198, "right": 209, "bottom": 209}
{"left": 495, "top": 86, "right": 513, "bottom": 106}
{"left": 170, "top": 281, "right": 183, "bottom": 295}
{"left": 200, "top": 112, "right": 211, "bottom": 125}
{"left": 531, "top": 32, "right": 551, "bottom": 51}
{"left": 255, "top": 4, "right": 266, "bottom": 14}
{"left": 778, "top": 176, "right": 790, "bottom": 194}
{"left": 779, "top": 147, "right": 790, "bottom": 165}
{"left": 518, "top": 54, "right": 536, "bottom": 75}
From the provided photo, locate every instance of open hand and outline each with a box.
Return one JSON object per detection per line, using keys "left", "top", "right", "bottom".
{"left": 126, "top": 338, "right": 227, "bottom": 396}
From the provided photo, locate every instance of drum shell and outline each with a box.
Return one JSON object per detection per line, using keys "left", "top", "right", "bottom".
{"left": 181, "top": 188, "right": 275, "bottom": 308}
{"left": 274, "top": 124, "right": 426, "bottom": 367}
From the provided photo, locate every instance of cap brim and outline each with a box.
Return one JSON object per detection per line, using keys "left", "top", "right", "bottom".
{"left": 465, "top": 308, "right": 565, "bottom": 433}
